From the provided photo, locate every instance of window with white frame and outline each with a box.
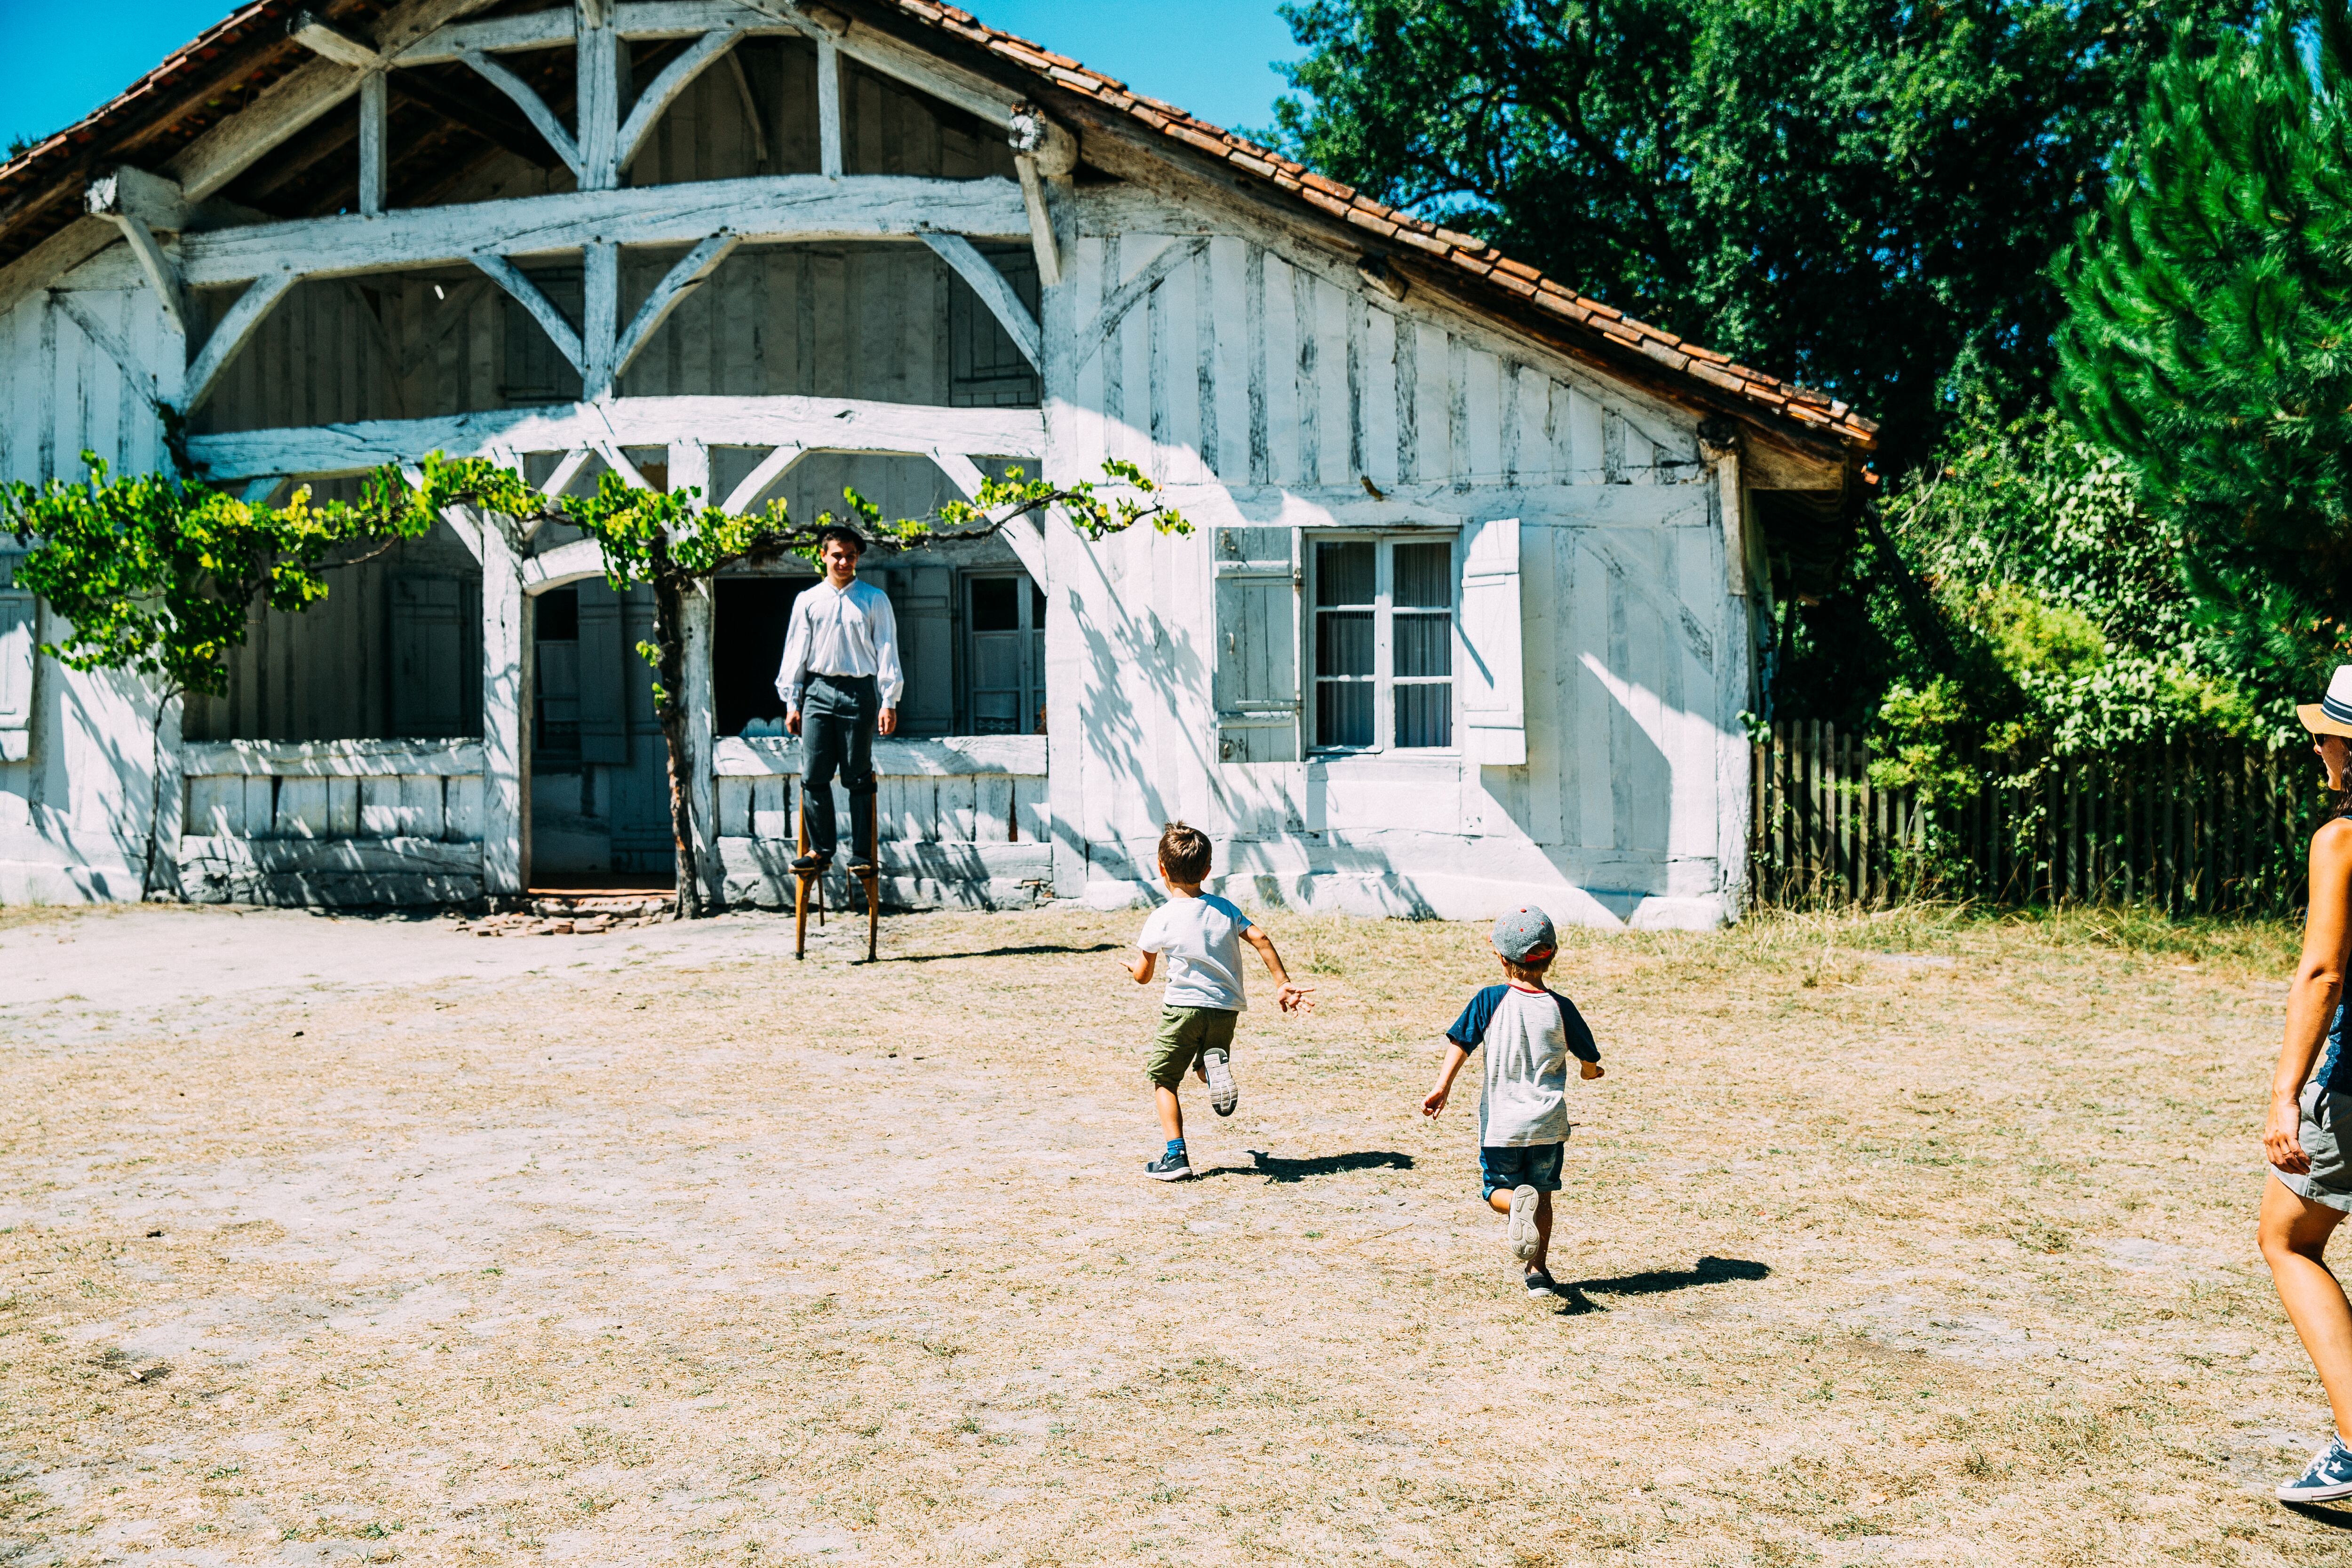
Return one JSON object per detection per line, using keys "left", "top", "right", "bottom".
{"left": 1310, "top": 534, "right": 1455, "bottom": 751}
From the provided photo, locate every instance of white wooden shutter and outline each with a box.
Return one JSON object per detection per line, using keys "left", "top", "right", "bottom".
{"left": 1458, "top": 517, "right": 1525, "bottom": 765}
{"left": 0, "top": 571, "right": 33, "bottom": 763}
{"left": 1211, "top": 525, "right": 1300, "bottom": 764}
{"left": 576, "top": 579, "right": 630, "bottom": 763}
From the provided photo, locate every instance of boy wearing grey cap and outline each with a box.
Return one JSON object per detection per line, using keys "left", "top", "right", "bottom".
{"left": 1421, "top": 904, "right": 1604, "bottom": 1296}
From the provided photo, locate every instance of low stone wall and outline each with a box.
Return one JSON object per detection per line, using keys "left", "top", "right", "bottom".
{"left": 179, "top": 739, "right": 486, "bottom": 906}
{"left": 714, "top": 734, "right": 1049, "bottom": 910}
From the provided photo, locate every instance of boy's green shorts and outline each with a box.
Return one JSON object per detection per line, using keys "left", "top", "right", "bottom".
{"left": 1145, "top": 1005, "right": 1238, "bottom": 1089}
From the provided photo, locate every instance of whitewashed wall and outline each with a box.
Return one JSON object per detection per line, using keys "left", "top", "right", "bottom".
{"left": 1040, "top": 194, "right": 1751, "bottom": 929}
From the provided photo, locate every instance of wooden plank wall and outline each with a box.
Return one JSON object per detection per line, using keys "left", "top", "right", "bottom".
{"left": 0, "top": 287, "right": 173, "bottom": 486}
{"left": 1059, "top": 229, "right": 1696, "bottom": 492}
{"left": 181, "top": 522, "right": 484, "bottom": 742}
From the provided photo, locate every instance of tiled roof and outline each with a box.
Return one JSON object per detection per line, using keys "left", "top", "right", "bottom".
{"left": 0, "top": 0, "right": 1875, "bottom": 451}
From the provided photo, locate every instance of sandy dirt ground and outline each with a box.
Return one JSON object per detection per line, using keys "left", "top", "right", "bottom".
{"left": 2, "top": 899, "right": 2349, "bottom": 1566}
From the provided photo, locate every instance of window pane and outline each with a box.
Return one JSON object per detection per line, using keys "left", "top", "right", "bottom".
{"left": 1394, "top": 541, "right": 1451, "bottom": 608}
{"left": 1395, "top": 611, "right": 1451, "bottom": 679}
{"left": 1395, "top": 683, "right": 1452, "bottom": 748}
{"left": 1317, "top": 681, "right": 1373, "bottom": 748}
{"left": 1032, "top": 582, "right": 1047, "bottom": 625}
{"left": 1314, "top": 609, "right": 1373, "bottom": 677}
{"left": 970, "top": 576, "right": 1019, "bottom": 631}
{"left": 1315, "top": 540, "right": 1375, "bottom": 606}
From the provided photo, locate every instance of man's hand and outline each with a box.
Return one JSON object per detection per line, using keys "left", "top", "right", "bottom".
{"left": 786, "top": 708, "right": 802, "bottom": 737}
{"left": 2269, "top": 1092, "right": 2312, "bottom": 1174}
{"left": 1421, "top": 1084, "right": 1450, "bottom": 1118}
{"left": 1580, "top": 1061, "right": 1605, "bottom": 1081}
{"left": 1275, "top": 981, "right": 1315, "bottom": 1014}
{"left": 879, "top": 707, "right": 898, "bottom": 737}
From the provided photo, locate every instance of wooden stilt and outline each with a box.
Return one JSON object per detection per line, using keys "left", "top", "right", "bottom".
{"left": 794, "top": 796, "right": 822, "bottom": 959}
{"left": 861, "top": 801, "right": 880, "bottom": 962}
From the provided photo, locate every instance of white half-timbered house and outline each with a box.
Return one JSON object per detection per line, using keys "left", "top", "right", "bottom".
{"left": 0, "top": 0, "right": 1877, "bottom": 926}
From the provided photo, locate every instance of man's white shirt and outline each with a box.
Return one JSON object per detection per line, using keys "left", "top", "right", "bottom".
{"left": 774, "top": 578, "right": 904, "bottom": 708}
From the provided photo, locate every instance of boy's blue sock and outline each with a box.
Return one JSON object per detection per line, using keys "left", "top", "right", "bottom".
{"left": 1166, "top": 1138, "right": 1186, "bottom": 1160}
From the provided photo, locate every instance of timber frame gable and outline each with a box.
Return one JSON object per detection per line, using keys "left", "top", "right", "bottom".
{"left": 0, "top": 0, "right": 1875, "bottom": 478}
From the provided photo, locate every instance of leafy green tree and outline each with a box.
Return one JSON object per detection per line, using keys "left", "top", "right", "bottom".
{"left": 4, "top": 458, "right": 432, "bottom": 895}
{"left": 2059, "top": 0, "right": 2352, "bottom": 704}
{"left": 1271, "top": 0, "right": 2254, "bottom": 476}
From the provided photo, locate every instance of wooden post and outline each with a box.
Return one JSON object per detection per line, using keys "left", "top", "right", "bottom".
{"left": 358, "top": 71, "right": 387, "bottom": 218}
{"left": 475, "top": 510, "right": 529, "bottom": 898}
{"left": 577, "top": 0, "right": 621, "bottom": 190}
{"left": 816, "top": 35, "right": 843, "bottom": 178}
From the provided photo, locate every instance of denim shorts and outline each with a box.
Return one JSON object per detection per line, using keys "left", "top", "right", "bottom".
{"left": 2279, "top": 1081, "right": 2352, "bottom": 1212}
{"left": 1479, "top": 1141, "right": 1564, "bottom": 1200}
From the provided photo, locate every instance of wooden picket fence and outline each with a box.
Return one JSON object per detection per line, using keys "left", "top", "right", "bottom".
{"left": 1750, "top": 720, "right": 2324, "bottom": 915}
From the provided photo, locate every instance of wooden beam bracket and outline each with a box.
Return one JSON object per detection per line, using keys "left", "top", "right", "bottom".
{"left": 473, "top": 252, "right": 585, "bottom": 371}
{"left": 183, "top": 269, "right": 300, "bottom": 414}
{"left": 461, "top": 49, "right": 584, "bottom": 174}
{"left": 287, "top": 10, "right": 387, "bottom": 70}
{"left": 617, "top": 28, "right": 746, "bottom": 168}
{"left": 921, "top": 232, "right": 1039, "bottom": 369}
{"left": 610, "top": 230, "right": 743, "bottom": 389}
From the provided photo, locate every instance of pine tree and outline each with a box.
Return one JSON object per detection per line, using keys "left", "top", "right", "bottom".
{"left": 2059, "top": 0, "right": 2352, "bottom": 695}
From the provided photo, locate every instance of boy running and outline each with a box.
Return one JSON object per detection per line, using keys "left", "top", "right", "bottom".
{"left": 1122, "top": 822, "right": 1312, "bottom": 1180}
{"left": 1421, "top": 905, "right": 1604, "bottom": 1296}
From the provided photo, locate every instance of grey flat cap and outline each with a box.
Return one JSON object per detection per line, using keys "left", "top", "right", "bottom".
{"left": 1493, "top": 905, "right": 1557, "bottom": 963}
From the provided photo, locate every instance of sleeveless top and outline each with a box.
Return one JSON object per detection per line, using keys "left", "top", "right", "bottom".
{"left": 2321, "top": 1002, "right": 2351, "bottom": 1093}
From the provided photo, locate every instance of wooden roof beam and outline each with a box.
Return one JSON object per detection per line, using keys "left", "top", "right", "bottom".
{"left": 154, "top": 175, "right": 1027, "bottom": 289}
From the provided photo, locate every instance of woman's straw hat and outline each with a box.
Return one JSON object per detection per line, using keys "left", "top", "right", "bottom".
{"left": 2300, "top": 665, "right": 2352, "bottom": 740}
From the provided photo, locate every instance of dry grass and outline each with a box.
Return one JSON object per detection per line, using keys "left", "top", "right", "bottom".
{"left": 1, "top": 899, "right": 2347, "bottom": 1565}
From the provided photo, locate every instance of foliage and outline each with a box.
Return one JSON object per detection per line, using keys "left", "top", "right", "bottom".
{"left": 1850, "top": 404, "right": 2275, "bottom": 864}
{"left": 3, "top": 456, "right": 427, "bottom": 701}
{"left": 5, "top": 449, "right": 1184, "bottom": 911}
{"left": 1270, "top": 0, "right": 2256, "bottom": 475}
{"left": 2058, "top": 0, "right": 2352, "bottom": 705}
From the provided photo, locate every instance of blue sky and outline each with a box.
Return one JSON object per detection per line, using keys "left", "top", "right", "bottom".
{"left": 0, "top": 0, "right": 1307, "bottom": 153}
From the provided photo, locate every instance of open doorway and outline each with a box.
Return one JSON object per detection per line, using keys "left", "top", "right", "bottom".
{"left": 528, "top": 580, "right": 675, "bottom": 892}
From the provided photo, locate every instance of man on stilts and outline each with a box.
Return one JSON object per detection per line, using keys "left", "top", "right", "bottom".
{"left": 777, "top": 525, "right": 902, "bottom": 877}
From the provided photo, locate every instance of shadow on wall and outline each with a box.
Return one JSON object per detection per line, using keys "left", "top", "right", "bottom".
{"left": 1071, "top": 538, "right": 1218, "bottom": 885}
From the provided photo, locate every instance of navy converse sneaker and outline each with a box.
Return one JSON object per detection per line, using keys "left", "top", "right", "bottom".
{"left": 2279, "top": 1437, "right": 2352, "bottom": 1503}
{"left": 1203, "top": 1047, "right": 1238, "bottom": 1116}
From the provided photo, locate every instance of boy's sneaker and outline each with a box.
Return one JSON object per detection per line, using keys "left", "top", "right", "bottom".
{"left": 1203, "top": 1047, "right": 1238, "bottom": 1116}
{"left": 1144, "top": 1150, "right": 1192, "bottom": 1182}
{"left": 2279, "top": 1437, "right": 2352, "bottom": 1502}
{"left": 1524, "top": 1268, "right": 1557, "bottom": 1298}
{"left": 1506, "top": 1185, "right": 1542, "bottom": 1261}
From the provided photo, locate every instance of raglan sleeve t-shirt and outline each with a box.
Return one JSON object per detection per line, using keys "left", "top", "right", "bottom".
{"left": 1446, "top": 983, "right": 1600, "bottom": 1146}
{"left": 1136, "top": 894, "right": 1253, "bottom": 1011}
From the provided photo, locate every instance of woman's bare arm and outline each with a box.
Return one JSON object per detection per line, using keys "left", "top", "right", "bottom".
{"left": 2269, "top": 820, "right": 2352, "bottom": 1172}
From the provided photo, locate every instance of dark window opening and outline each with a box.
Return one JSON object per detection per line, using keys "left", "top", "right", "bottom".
{"left": 715, "top": 578, "right": 810, "bottom": 735}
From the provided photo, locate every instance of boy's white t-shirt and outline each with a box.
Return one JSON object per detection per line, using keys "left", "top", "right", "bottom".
{"left": 1136, "top": 893, "right": 1253, "bottom": 1011}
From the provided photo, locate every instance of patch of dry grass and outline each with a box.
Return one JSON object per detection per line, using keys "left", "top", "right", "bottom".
{"left": 0, "top": 901, "right": 2344, "bottom": 1565}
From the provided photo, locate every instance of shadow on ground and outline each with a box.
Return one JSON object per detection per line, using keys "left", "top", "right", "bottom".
{"left": 1203, "top": 1150, "right": 1416, "bottom": 1184}
{"left": 2281, "top": 1503, "right": 2352, "bottom": 1531}
{"left": 886, "top": 942, "right": 1123, "bottom": 964}
{"left": 1549, "top": 1256, "right": 1772, "bottom": 1315}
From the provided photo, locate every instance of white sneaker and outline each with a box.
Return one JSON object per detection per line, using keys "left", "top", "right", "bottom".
{"left": 1203, "top": 1046, "right": 1238, "bottom": 1116}
{"left": 1506, "top": 1185, "right": 1541, "bottom": 1261}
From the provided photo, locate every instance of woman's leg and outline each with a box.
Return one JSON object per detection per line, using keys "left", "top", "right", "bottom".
{"left": 2261, "top": 1173, "right": 2352, "bottom": 1440}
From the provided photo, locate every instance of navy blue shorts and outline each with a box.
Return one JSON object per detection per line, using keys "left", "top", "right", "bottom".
{"left": 1479, "top": 1141, "right": 1564, "bottom": 1200}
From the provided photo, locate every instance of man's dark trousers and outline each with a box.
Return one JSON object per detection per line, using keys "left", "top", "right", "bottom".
{"left": 801, "top": 673, "right": 879, "bottom": 863}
